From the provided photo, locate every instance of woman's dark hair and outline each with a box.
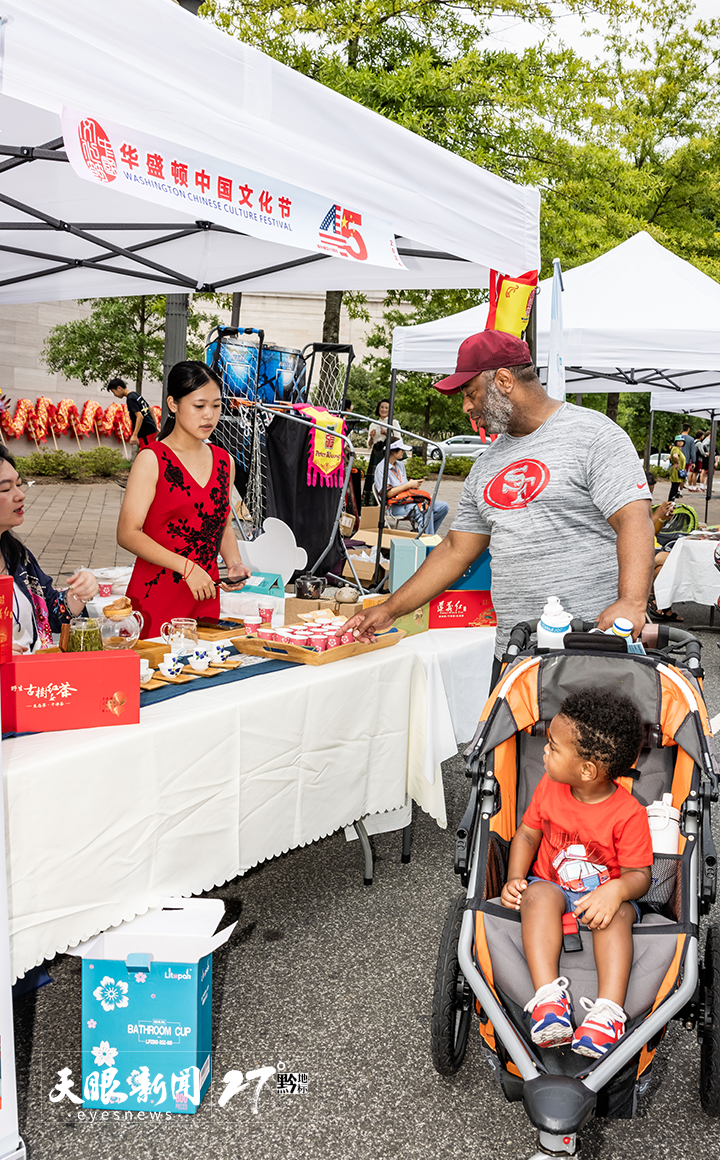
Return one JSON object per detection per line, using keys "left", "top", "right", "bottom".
{"left": 0, "top": 446, "right": 27, "bottom": 574}
{"left": 559, "top": 687, "right": 643, "bottom": 781}
{"left": 159, "top": 361, "right": 223, "bottom": 439}
{"left": 375, "top": 398, "right": 390, "bottom": 417}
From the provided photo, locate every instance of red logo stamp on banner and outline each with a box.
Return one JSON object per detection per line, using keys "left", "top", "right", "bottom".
{"left": 78, "top": 118, "right": 117, "bottom": 183}
{"left": 483, "top": 459, "right": 550, "bottom": 510}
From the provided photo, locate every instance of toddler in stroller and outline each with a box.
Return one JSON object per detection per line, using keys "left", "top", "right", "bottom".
{"left": 501, "top": 688, "right": 653, "bottom": 1059}
{"left": 432, "top": 620, "right": 720, "bottom": 1158}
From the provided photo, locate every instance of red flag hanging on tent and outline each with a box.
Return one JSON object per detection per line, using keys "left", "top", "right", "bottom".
{"left": 485, "top": 269, "right": 538, "bottom": 337}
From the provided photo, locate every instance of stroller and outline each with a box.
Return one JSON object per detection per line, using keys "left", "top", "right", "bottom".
{"left": 431, "top": 619, "right": 720, "bottom": 1158}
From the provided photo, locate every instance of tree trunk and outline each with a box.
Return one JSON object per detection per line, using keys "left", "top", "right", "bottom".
{"left": 318, "top": 291, "right": 344, "bottom": 407}
{"left": 136, "top": 296, "right": 146, "bottom": 391}
{"left": 322, "top": 290, "right": 343, "bottom": 344}
{"left": 606, "top": 392, "right": 620, "bottom": 423}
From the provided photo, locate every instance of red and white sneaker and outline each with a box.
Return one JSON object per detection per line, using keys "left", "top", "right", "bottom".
{"left": 572, "top": 997, "right": 626, "bottom": 1059}
{"left": 523, "top": 977, "right": 573, "bottom": 1047}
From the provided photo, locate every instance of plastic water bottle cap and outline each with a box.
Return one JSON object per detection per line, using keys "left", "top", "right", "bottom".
{"left": 611, "top": 618, "right": 633, "bottom": 637}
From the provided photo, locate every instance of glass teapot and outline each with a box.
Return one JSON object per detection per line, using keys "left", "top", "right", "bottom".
{"left": 100, "top": 598, "right": 144, "bottom": 649}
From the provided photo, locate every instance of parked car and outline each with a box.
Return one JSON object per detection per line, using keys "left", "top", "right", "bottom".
{"left": 429, "top": 434, "right": 490, "bottom": 461}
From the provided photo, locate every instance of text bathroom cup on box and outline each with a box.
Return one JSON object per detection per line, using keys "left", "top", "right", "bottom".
{"left": 70, "top": 898, "right": 235, "bottom": 1113}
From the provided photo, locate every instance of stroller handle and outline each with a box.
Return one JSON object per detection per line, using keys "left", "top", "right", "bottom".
{"left": 504, "top": 619, "right": 703, "bottom": 669}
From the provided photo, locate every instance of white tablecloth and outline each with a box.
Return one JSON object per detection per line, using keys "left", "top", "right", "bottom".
{"left": 2, "top": 627, "right": 494, "bottom": 980}
{"left": 654, "top": 537, "right": 720, "bottom": 608}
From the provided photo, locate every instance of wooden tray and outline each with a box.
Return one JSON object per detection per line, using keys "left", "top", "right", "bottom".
{"left": 140, "top": 676, "right": 166, "bottom": 691}
{"left": 196, "top": 619, "right": 246, "bottom": 641}
{"left": 152, "top": 671, "right": 198, "bottom": 685}
{"left": 229, "top": 629, "right": 405, "bottom": 666}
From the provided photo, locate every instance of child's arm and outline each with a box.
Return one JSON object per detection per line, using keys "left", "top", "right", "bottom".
{"left": 500, "top": 822, "right": 542, "bottom": 910}
{"left": 573, "top": 865, "right": 652, "bottom": 930}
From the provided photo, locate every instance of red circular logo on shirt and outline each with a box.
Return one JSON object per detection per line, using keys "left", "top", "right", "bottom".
{"left": 77, "top": 118, "right": 117, "bottom": 183}
{"left": 483, "top": 459, "right": 550, "bottom": 510}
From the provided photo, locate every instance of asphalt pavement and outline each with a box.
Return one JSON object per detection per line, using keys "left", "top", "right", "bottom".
{"left": 11, "top": 603, "right": 720, "bottom": 1160}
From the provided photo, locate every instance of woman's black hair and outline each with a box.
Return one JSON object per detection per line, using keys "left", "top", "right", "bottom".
{"left": 0, "top": 446, "right": 27, "bottom": 574}
{"left": 375, "top": 398, "right": 390, "bottom": 417}
{"left": 159, "top": 361, "right": 223, "bottom": 439}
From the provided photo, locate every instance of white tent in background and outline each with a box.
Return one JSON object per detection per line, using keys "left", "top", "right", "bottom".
{"left": 391, "top": 232, "right": 720, "bottom": 393}
{"left": 0, "top": 0, "right": 539, "bottom": 302}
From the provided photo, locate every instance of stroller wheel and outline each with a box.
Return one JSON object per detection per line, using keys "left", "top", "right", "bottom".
{"left": 431, "top": 895, "right": 473, "bottom": 1075}
{"left": 700, "top": 924, "right": 720, "bottom": 1114}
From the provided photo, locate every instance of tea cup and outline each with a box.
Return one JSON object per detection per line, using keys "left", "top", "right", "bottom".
{"left": 139, "top": 657, "right": 151, "bottom": 680}
{"left": 243, "top": 616, "right": 262, "bottom": 637}
{"left": 189, "top": 653, "right": 209, "bottom": 672}
{"left": 159, "top": 654, "right": 184, "bottom": 679}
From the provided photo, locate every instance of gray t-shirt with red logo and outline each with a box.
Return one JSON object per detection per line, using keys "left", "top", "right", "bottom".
{"left": 450, "top": 402, "right": 652, "bottom": 657}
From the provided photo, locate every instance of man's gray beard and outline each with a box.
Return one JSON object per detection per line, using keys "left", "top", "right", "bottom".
{"left": 479, "top": 378, "right": 513, "bottom": 434}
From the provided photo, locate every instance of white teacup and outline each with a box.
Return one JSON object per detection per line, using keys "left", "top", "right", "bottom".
{"left": 159, "top": 655, "right": 183, "bottom": 679}
{"left": 189, "top": 650, "right": 209, "bottom": 672}
{"left": 207, "top": 643, "right": 230, "bottom": 663}
{"left": 139, "top": 658, "right": 151, "bottom": 680}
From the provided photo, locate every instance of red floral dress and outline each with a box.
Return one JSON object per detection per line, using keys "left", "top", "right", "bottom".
{"left": 126, "top": 442, "right": 231, "bottom": 637}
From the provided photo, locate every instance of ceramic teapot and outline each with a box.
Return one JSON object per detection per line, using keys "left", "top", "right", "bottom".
{"left": 295, "top": 574, "right": 326, "bottom": 599}
{"left": 100, "top": 596, "right": 144, "bottom": 649}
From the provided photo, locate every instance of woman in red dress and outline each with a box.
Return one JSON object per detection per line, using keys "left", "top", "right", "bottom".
{"left": 118, "top": 362, "right": 251, "bottom": 637}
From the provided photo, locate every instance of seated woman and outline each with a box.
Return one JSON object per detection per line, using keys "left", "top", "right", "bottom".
{"left": 374, "top": 439, "right": 449, "bottom": 535}
{"left": 0, "top": 447, "right": 98, "bottom": 651}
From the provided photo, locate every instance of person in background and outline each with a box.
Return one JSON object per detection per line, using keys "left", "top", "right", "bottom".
{"left": 677, "top": 423, "right": 696, "bottom": 491}
{"left": 668, "top": 438, "right": 686, "bottom": 502}
{"left": 104, "top": 378, "right": 159, "bottom": 456}
{"left": 697, "top": 430, "right": 711, "bottom": 488}
{"left": 0, "top": 446, "right": 98, "bottom": 651}
{"left": 362, "top": 399, "right": 401, "bottom": 505}
{"left": 374, "top": 439, "right": 449, "bottom": 535}
{"left": 644, "top": 470, "right": 682, "bottom": 623}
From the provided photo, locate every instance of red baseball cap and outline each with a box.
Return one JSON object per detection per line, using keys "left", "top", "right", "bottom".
{"left": 433, "top": 331, "right": 532, "bottom": 394}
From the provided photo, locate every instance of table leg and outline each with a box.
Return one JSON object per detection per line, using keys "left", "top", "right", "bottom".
{"left": 352, "top": 819, "right": 374, "bottom": 885}
{"left": 689, "top": 603, "right": 720, "bottom": 634}
{"left": 401, "top": 806, "right": 414, "bottom": 864}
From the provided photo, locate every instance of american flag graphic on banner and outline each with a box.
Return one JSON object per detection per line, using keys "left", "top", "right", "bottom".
{"left": 318, "top": 204, "right": 367, "bottom": 260}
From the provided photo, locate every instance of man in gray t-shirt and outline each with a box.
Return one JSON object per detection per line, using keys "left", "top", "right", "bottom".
{"left": 346, "top": 330, "right": 655, "bottom": 681}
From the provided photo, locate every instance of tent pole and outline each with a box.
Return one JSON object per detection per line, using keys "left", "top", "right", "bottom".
{"left": 705, "top": 412, "right": 717, "bottom": 524}
{"left": 372, "top": 369, "right": 397, "bottom": 588}
{"left": 231, "top": 293, "right": 242, "bottom": 328}
{"left": 526, "top": 291, "right": 537, "bottom": 364}
{"left": 162, "top": 294, "right": 188, "bottom": 429}
{"left": 644, "top": 410, "right": 655, "bottom": 472}
{"left": 575, "top": 393, "right": 583, "bottom": 406}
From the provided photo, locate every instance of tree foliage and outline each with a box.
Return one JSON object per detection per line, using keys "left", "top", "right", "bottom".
{"left": 41, "top": 295, "right": 224, "bottom": 390}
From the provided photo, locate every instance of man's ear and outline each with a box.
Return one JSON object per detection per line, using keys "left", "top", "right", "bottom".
{"left": 493, "top": 367, "right": 515, "bottom": 396}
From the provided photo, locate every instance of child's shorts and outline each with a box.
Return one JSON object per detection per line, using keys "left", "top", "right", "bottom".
{"left": 527, "top": 876, "right": 642, "bottom": 924}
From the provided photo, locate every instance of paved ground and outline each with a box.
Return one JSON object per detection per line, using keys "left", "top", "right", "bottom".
{"left": 10, "top": 479, "right": 720, "bottom": 1160}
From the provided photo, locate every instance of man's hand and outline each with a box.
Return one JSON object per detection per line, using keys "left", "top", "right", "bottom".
{"left": 344, "top": 602, "right": 397, "bottom": 642}
{"left": 501, "top": 877, "right": 527, "bottom": 911}
{"left": 573, "top": 881, "right": 625, "bottom": 930}
{"left": 596, "top": 598, "right": 647, "bottom": 640}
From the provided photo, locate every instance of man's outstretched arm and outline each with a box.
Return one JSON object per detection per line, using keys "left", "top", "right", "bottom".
{"left": 345, "top": 530, "right": 490, "bottom": 641}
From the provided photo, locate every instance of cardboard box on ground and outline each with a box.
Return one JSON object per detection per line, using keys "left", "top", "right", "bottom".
{"left": 70, "top": 899, "right": 235, "bottom": 1114}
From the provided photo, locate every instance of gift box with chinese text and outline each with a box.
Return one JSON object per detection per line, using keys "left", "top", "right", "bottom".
{"left": 0, "top": 576, "right": 13, "bottom": 663}
{"left": 428, "top": 589, "right": 496, "bottom": 629}
{"left": 1, "top": 651, "right": 140, "bottom": 733}
{"left": 71, "top": 899, "right": 235, "bottom": 1114}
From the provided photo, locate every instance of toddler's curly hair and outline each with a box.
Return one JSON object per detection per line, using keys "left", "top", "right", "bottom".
{"left": 558, "top": 688, "right": 643, "bottom": 781}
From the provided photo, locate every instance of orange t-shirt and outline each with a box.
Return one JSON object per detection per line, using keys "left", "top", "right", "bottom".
{"left": 523, "top": 775, "right": 654, "bottom": 893}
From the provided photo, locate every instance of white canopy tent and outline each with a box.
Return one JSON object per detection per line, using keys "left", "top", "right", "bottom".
{"left": 0, "top": 0, "right": 540, "bottom": 301}
{"left": 391, "top": 232, "right": 720, "bottom": 394}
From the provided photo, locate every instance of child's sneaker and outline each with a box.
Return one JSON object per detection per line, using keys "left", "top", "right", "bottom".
{"left": 523, "top": 977, "right": 573, "bottom": 1047}
{"left": 572, "top": 997, "right": 626, "bottom": 1059}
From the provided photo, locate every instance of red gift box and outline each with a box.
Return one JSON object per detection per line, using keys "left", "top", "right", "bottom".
{"left": 428, "top": 590, "right": 496, "bottom": 630}
{"left": 1, "top": 651, "right": 140, "bottom": 733}
{"left": 0, "top": 576, "right": 13, "bottom": 664}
